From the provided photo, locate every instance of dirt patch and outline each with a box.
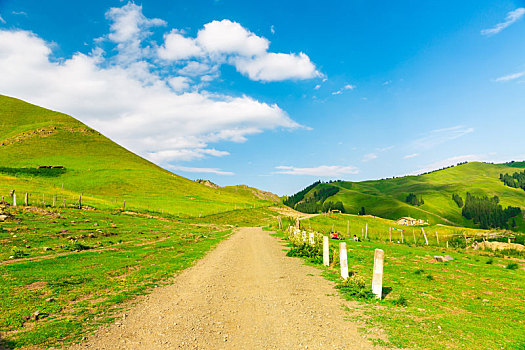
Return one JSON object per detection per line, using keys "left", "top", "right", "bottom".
{"left": 121, "top": 211, "right": 170, "bottom": 222}
{"left": 269, "top": 206, "right": 319, "bottom": 220}
{"left": 18, "top": 281, "right": 47, "bottom": 290}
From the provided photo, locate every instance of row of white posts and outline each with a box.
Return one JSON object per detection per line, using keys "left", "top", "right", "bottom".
{"left": 288, "top": 226, "right": 384, "bottom": 300}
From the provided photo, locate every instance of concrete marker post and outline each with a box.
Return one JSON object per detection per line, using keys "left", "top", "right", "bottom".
{"left": 309, "top": 232, "right": 314, "bottom": 246}
{"left": 372, "top": 249, "right": 385, "bottom": 299}
{"left": 435, "top": 231, "right": 439, "bottom": 245}
{"left": 13, "top": 193, "right": 16, "bottom": 207}
{"left": 323, "top": 236, "right": 329, "bottom": 266}
{"left": 339, "top": 242, "right": 349, "bottom": 279}
{"left": 24, "top": 193, "right": 28, "bottom": 206}
{"left": 401, "top": 231, "right": 404, "bottom": 244}
{"left": 365, "top": 223, "right": 368, "bottom": 240}
{"left": 446, "top": 241, "right": 449, "bottom": 249}
{"left": 421, "top": 228, "right": 429, "bottom": 245}
{"left": 413, "top": 229, "right": 416, "bottom": 245}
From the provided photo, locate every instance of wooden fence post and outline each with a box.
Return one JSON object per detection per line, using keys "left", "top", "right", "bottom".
{"left": 78, "top": 195, "right": 82, "bottom": 209}
{"left": 401, "top": 230, "right": 404, "bottom": 244}
{"left": 53, "top": 194, "right": 56, "bottom": 207}
{"left": 413, "top": 229, "right": 416, "bottom": 245}
{"left": 323, "top": 236, "right": 329, "bottom": 266}
{"left": 123, "top": 200, "right": 126, "bottom": 211}
{"left": 339, "top": 242, "right": 349, "bottom": 279}
{"left": 372, "top": 249, "right": 385, "bottom": 299}
{"left": 24, "top": 193, "right": 28, "bottom": 206}
{"left": 435, "top": 231, "right": 439, "bottom": 245}
{"left": 421, "top": 228, "right": 429, "bottom": 245}
{"left": 389, "top": 227, "right": 392, "bottom": 242}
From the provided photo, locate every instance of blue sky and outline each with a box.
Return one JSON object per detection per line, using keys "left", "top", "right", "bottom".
{"left": 0, "top": 0, "right": 524, "bottom": 195}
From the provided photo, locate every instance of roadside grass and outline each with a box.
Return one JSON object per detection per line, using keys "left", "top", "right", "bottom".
{"left": 275, "top": 230, "right": 525, "bottom": 349}
{"left": 0, "top": 205, "right": 232, "bottom": 349}
{"left": 192, "top": 206, "right": 278, "bottom": 227}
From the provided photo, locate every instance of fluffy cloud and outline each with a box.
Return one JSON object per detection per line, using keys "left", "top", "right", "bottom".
{"left": 196, "top": 19, "right": 269, "bottom": 56}
{"left": 157, "top": 19, "right": 320, "bottom": 82}
{"left": 481, "top": 8, "right": 525, "bottom": 36}
{"left": 234, "top": 52, "right": 318, "bottom": 82}
{"left": 0, "top": 4, "right": 301, "bottom": 165}
{"left": 275, "top": 165, "right": 359, "bottom": 176}
{"left": 158, "top": 30, "right": 202, "bottom": 60}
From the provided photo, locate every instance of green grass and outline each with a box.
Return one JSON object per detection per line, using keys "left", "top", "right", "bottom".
{"left": 0, "top": 204, "right": 237, "bottom": 348}
{"left": 277, "top": 229, "right": 525, "bottom": 349}
{"left": 0, "top": 95, "right": 276, "bottom": 217}
{"left": 287, "top": 162, "right": 525, "bottom": 230}
{"left": 291, "top": 212, "right": 490, "bottom": 244}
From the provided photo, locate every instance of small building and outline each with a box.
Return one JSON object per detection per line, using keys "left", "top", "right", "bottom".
{"left": 396, "top": 217, "right": 428, "bottom": 226}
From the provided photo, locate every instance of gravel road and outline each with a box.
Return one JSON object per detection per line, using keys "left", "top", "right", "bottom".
{"left": 72, "top": 227, "right": 379, "bottom": 349}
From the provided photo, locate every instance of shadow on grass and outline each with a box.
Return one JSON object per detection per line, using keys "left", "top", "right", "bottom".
{"left": 0, "top": 335, "right": 16, "bottom": 350}
{"left": 382, "top": 286, "right": 393, "bottom": 299}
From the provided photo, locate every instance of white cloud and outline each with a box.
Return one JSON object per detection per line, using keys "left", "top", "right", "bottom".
{"left": 0, "top": 14, "right": 6, "bottom": 24}
{"left": 196, "top": 19, "right": 269, "bottom": 56}
{"left": 314, "top": 84, "right": 321, "bottom": 90}
{"left": 377, "top": 145, "right": 393, "bottom": 152}
{"left": 167, "top": 165, "right": 234, "bottom": 176}
{"left": 332, "top": 84, "right": 355, "bottom": 95}
{"left": 495, "top": 71, "right": 525, "bottom": 82}
{"left": 158, "top": 30, "right": 202, "bottom": 60}
{"left": 12, "top": 11, "right": 27, "bottom": 16}
{"left": 105, "top": 3, "right": 166, "bottom": 64}
{"left": 0, "top": 25, "right": 299, "bottom": 164}
{"left": 362, "top": 153, "right": 378, "bottom": 162}
{"left": 412, "top": 125, "right": 473, "bottom": 149}
{"left": 274, "top": 165, "right": 359, "bottom": 176}
{"left": 270, "top": 25, "right": 275, "bottom": 34}
{"left": 234, "top": 52, "right": 318, "bottom": 82}
{"left": 156, "top": 19, "right": 320, "bottom": 82}
{"left": 403, "top": 153, "right": 419, "bottom": 159}
{"left": 168, "top": 76, "right": 191, "bottom": 92}
{"left": 383, "top": 80, "right": 392, "bottom": 85}
{"left": 481, "top": 8, "right": 525, "bottom": 36}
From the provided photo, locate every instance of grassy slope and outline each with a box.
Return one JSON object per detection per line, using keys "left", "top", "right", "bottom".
{"left": 0, "top": 95, "right": 273, "bottom": 216}
{"left": 296, "top": 162, "right": 525, "bottom": 229}
{"left": 274, "top": 228, "right": 524, "bottom": 349}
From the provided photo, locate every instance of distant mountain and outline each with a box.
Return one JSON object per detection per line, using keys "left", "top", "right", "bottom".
{"left": 0, "top": 95, "right": 273, "bottom": 216}
{"left": 285, "top": 162, "right": 525, "bottom": 230}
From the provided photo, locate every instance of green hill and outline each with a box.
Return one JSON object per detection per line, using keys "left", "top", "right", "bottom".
{"left": 0, "top": 95, "right": 274, "bottom": 216}
{"left": 285, "top": 162, "right": 525, "bottom": 230}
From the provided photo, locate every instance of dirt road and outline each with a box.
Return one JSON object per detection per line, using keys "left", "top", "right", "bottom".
{"left": 72, "top": 228, "right": 379, "bottom": 349}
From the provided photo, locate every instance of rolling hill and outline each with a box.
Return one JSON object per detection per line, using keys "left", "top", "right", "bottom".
{"left": 285, "top": 162, "right": 525, "bottom": 230}
{"left": 0, "top": 95, "right": 276, "bottom": 216}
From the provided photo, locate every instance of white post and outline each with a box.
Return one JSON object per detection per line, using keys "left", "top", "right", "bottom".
{"left": 421, "top": 228, "right": 429, "bottom": 245}
{"left": 435, "top": 232, "right": 439, "bottom": 245}
{"left": 323, "top": 236, "right": 329, "bottom": 266}
{"left": 302, "top": 231, "right": 306, "bottom": 243}
{"left": 372, "top": 249, "right": 384, "bottom": 299}
{"left": 339, "top": 242, "right": 349, "bottom": 279}
{"left": 446, "top": 241, "right": 449, "bottom": 248}
{"left": 308, "top": 232, "right": 314, "bottom": 246}
{"left": 401, "top": 231, "right": 404, "bottom": 243}
{"left": 389, "top": 227, "right": 392, "bottom": 242}
{"left": 13, "top": 193, "right": 16, "bottom": 207}
{"left": 24, "top": 193, "right": 28, "bottom": 206}
{"left": 365, "top": 223, "right": 368, "bottom": 239}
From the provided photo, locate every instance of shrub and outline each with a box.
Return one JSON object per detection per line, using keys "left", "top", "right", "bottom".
{"left": 426, "top": 274, "right": 435, "bottom": 281}
{"left": 414, "top": 268, "right": 425, "bottom": 275}
{"left": 286, "top": 243, "right": 323, "bottom": 264}
{"left": 506, "top": 262, "right": 519, "bottom": 270}
{"left": 393, "top": 295, "right": 408, "bottom": 307}
{"left": 10, "top": 246, "right": 26, "bottom": 259}
{"left": 64, "top": 241, "right": 92, "bottom": 251}
{"left": 336, "top": 274, "right": 376, "bottom": 300}
{"left": 486, "top": 258, "right": 494, "bottom": 264}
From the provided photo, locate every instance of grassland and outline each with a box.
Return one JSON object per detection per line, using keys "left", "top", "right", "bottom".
{"left": 287, "top": 162, "right": 525, "bottom": 230}
{"left": 274, "top": 226, "right": 525, "bottom": 349}
{"left": 0, "top": 202, "right": 279, "bottom": 349}
{"left": 0, "top": 95, "right": 275, "bottom": 217}
{"left": 298, "top": 213, "right": 492, "bottom": 245}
